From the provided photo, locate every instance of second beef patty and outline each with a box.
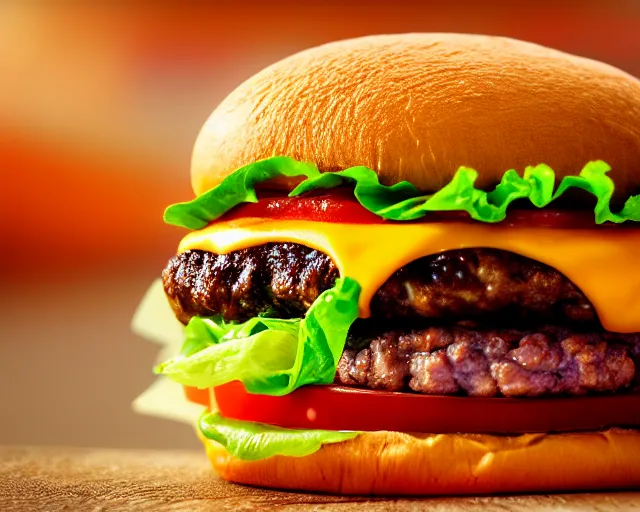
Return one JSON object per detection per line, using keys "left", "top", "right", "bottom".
{"left": 338, "top": 325, "right": 639, "bottom": 397}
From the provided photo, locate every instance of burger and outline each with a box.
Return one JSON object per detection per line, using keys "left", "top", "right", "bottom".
{"left": 148, "top": 34, "right": 640, "bottom": 494}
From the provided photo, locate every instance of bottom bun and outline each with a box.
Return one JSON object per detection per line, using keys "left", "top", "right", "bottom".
{"left": 201, "top": 428, "right": 640, "bottom": 495}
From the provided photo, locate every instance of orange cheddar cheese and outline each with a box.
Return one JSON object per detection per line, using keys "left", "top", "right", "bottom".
{"left": 178, "top": 219, "right": 640, "bottom": 333}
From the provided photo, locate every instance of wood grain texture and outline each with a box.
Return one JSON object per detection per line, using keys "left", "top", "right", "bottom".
{"left": 1, "top": 446, "right": 639, "bottom": 511}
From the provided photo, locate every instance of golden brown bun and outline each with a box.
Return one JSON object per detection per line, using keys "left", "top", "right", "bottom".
{"left": 202, "top": 429, "right": 640, "bottom": 495}
{"left": 191, "top": 33, "right": 640, "bottom": 200}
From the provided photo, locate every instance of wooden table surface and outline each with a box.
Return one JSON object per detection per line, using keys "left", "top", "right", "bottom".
{"left": 1, "top": 446, "right": 639, "bottom": 511}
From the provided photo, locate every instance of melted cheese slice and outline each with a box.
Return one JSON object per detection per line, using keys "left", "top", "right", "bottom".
{"left": 179, "top": 218, "right": 640, "bottom": 333}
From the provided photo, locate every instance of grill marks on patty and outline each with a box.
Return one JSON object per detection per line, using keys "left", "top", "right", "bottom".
{"left": 163, "top": 244, "right": 338, "bottom": 324}
{"left": 163, "top": 245, "right": 596, "bottom": 326}
{"left": 337, "top": 327, "right": 640, "bottom": 397}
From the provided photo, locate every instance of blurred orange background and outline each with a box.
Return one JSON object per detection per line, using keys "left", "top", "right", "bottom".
{"left": 1, "top": 2, "right": 639, "bottom": 449}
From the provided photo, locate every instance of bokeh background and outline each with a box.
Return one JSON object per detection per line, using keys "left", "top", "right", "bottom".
{"left": 1, "top": 1, "right": 639, "bottom": 449}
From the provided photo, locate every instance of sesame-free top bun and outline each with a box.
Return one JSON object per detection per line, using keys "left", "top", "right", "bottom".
{"left": 191, "top": 33, "right": 640, "bottom": 199}
{"left": 202, "top": 429, "right": 640, "bottom": 495}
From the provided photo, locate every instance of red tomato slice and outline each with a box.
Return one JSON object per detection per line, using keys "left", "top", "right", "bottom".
{"left": 184, "top": 382, "right": 640, "bottom": 434}
{"left": 221, "top": 191, "right": 629, "bottom": 229}
{"left": 222, "top": 191, "right": 383, "bottom": 224}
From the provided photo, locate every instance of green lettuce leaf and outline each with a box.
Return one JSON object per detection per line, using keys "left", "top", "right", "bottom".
{"left": 164, "top": 157, "right": 321, "bottom": 229}
{"left": 290, "top": 165, "right": 419, "bottom": 218}
{"left": 154, "top": 277, "right": 360, "bottom": 396}
{"left": 200, "top": 411, "right": 359, "bottom": 461}
{"left": 164, "top": 157, "right": 640, "bottom": 228}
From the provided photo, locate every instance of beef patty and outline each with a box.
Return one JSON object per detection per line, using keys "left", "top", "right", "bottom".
{"left": 163, "top": 245, "right": 596, "bottom": 326}
{"left": 163, "top": 244, "right": 338, "bottom": 324}
{"left": 338, "top": 326, "right": 640, "bottom": 397}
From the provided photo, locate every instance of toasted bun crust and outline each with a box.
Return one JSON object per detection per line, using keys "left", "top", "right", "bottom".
{"left": 191, "top": 33, "right": 640, "bottom": 200}
{"left": 202, "top": 429, "right": 640, "bottom": 495}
